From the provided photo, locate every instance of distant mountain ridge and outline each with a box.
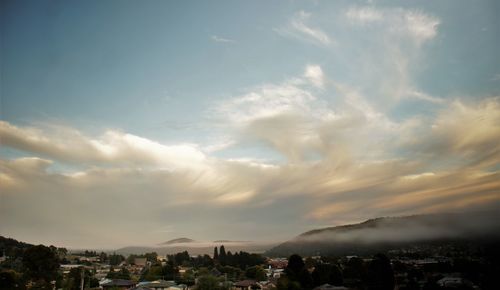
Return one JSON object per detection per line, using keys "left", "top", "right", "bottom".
{"left": 114, "top": 242, "right": 277, "bottom": 256}
{"left": 267, "top": 211, "right": 500, "bottom": 257}
{"left": 159, "top": 238, "right": 195, "bottom": 245}
{"left": 212, "top": 240, "right": 252, "bottom": 243}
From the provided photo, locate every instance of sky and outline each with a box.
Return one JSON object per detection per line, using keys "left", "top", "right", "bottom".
{"left": 1, "top": 0, "right": 500, "bottom": 249}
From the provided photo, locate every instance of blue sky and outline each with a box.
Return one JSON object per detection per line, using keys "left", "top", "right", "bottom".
{"left": 1, "top": 0, "right": 500, "bottom": 248}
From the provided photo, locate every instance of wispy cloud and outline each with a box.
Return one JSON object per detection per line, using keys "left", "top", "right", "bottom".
{"left": 345, "top": 6, "right": 440, "bottom": 44}
{"left": 275, "top": 11, "right": 332, "bottom": 46}
{"left": 407, "top": 90, "right": 445, "bottom": 104}
{"left": 211, "top": 35, "right": 235, "bottom": 43}
{"left": 491, "top": 73, "right": 500, "bottom": 81}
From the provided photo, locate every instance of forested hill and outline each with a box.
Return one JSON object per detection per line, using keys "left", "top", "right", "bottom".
{"left": 267, "top": 211, "right": 500, "bottom": 257}
{"left": 0, "top": 236, "right": 34, "bottom": 257}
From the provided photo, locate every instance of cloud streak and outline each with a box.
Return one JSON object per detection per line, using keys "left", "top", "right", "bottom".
{"left": 275, "top": 11, "right": 332, "bottom": 46}
{"left": 2, "top": 65, "right": 499, "bottom": 248}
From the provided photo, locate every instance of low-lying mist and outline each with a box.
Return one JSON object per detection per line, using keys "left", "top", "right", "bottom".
{"left": 295, "top": 211, "right": 500, "bottom": 244}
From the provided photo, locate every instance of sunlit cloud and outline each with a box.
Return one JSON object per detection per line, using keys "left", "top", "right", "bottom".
{"left": 304, "top": 64, "right": 325, "bottom": 89}
{"left": 0, "top": 121, "right": 207, "bottom": 171}
{"left": 1, "top": 1, "right": 498, "bottom": 248}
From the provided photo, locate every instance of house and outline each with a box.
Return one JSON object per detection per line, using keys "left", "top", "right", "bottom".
{"left": 135, "top": 258, "right": 148, "bottom": 267}
{"left": 257, "top": 281, "right": 276, "bottom": 290}
{"left": 437, "top": 277, "right": 473, "bottom": 288}
{"left": 101, "top": 279, "right": 137, "bottom": 289}
{"left": 137, "top": 279, "right": 176, "bottom": 290}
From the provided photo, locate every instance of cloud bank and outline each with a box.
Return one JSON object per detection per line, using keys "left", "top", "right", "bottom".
{"left": 1, "top": 4, "right": 499, "bottom": 248}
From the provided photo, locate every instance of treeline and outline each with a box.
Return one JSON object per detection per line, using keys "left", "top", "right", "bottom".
{"left": 140, "top": 246, "right": 266, "bottom": 285}
{"left": 213, "top": 245, "right": 265, "bottom": 268}
{"left": 0, "top": 236, "right": 34, "bottom": 258}
{"left": 277, "top": 253, "right": 395, "bottom": 290}
{"left": 1, "top": 244, "right": 62, "bottom": 289}
{"left": 0, "top": 236, "right": 72, "bottom": 289}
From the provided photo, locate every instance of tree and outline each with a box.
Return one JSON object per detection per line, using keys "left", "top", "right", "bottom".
{"left": 141, "top": 265, "right": 163, "bottom": 281}
{"left": 312, "top": 263, "right": 342, "bottom": 286}
{"left": 108, "top": 253, "right": 125, "bottom": 266}
{"left": 312, "top": 264, "right": 330, "bottom": 286}
{"left": 366, "top": 254, "right": 395, "bottom": 290}
{"left": 106, "top": 267, "right": 131, "bottom": 280}
{"left": 213, "top": 247, "right": 219, "bottom": 260}
{"left": 22, "top": 245, "right": 60, "bottom": 288}
{"left": 161, "top": 263, "right": 178, "bottom": 280}
{"left": 145, "top": 252, "right": 158, "bottom": 262}
{"left": 219, "top": 246, "right": 227, "bottom": 266}
{"left": 63, "top": 267, "right": 98, "bottom": 290}
{"left": 126, "top": 254, "right": 138, "bottom": 265}
{"left": 286, "top": 254, "right": 305, "bottom": 279}
{"left": 245, "top": 265, "right": 267, "bottom": 281}
{"left": 284, "top": 254, "right": 312, "bottom": 289}
{"left": 329, "top": 264, "right": 343, "bottom": 286}
{"left": 0, "top": 270, "right": 24, "bottom": 289}
{"left": 277, "top": 276, "right": 301, "bottom": 290}
{"left": 196, "top": 275, "right": 220, "bottom": 290}
{"left": 343, "top": 257, "right": 365, "bottom": 283}
{"left": 99, "top": 252, "right": 108, "bottom": 263}
{"left": 175, "top": 270, "right": 195, "bottom": 287}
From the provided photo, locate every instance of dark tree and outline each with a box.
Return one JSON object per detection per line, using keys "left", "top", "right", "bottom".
{"left": 108, "top": 253, "right": 125, "bottom": 266}
{"left": 286, "top": 254, "right": 305, "bottom": 278}
{"left": 22, "top": 245, "right": 60, "bottom": 288}
{"left": 285, "top": 254, "right": 313, "bottom": 289}
{"left": 277, "top": 276, "right": 301, "bottom": 290}
{"left": 219, "top": 245, "right": 227, "bottom": 265}
{"left": 196, "top": 275, "right": 220, "bottom": 290}
{"left": 106, "top": 266, "right": 131, "bottom": 280}
{"left": 343, "top": 256, "right": 366, "bottom": 284}
{"left": 312, "top": 263, "right": 342, "bottom": 286}
{"left": 226, "top": 251, "right": 233, "bottom": 265}
{"left": 312, "top": 263, "right": 330, "bottom": 286}
{"left": 366, "top": 254, "right": 395, "bottom": 290}
{"left": 329, "top": 264, "right": 343, "bottom": 286}
{"left": 0, "top": 270, "right": 24, "bottom": 289}
{"left": 214, "top": 247, "right": 219, "bottom": 260}
{"left": 99, "top": 252, "right": 108, "bottom": 263}
{"left": 64, "top": 267, "right": 98, "bottom": 290}
{"left": 245, "top": 265, "right": 267, "bottom": 281}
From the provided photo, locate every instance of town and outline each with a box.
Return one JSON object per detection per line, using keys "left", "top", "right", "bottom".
{"left": 1, "top": 236, "right": 498, "bottom": 290}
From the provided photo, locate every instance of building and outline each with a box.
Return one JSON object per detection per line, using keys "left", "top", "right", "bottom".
{"left": 134, "top": 258, "right": 148, "bottom": 267}
{"left": 137, "top": 279, "right": 177, "bottom": 290}
{"left": 100, "top": 279, "right": 136, "bottom": 289}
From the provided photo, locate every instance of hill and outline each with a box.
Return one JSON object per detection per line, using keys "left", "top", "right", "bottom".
{"left": 159, "top": 238, "right": 195, "bottom": 245}
{"left": 266, "top": 211, "right": 500, "bottom": 257}
{"left": 0, "top": 236, "right": 34, "bottom": 257}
